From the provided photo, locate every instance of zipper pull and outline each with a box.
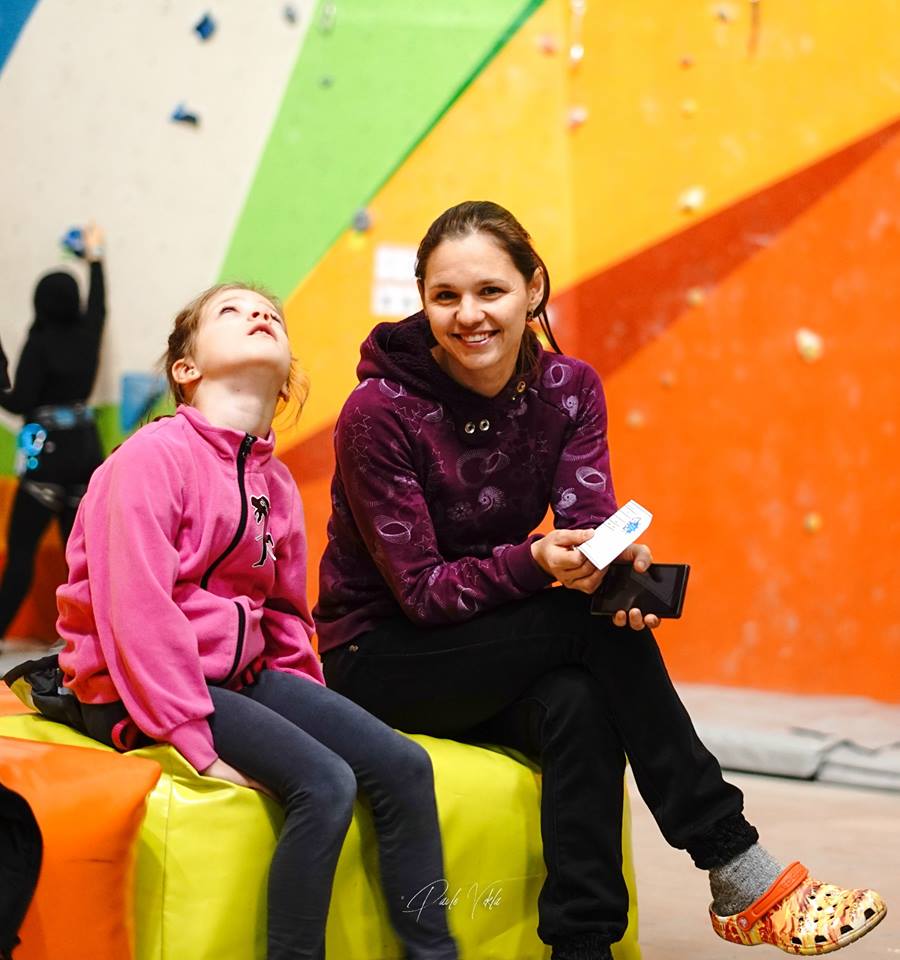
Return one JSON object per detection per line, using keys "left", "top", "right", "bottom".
{"left": 240, "top": 435, "right": 256, "bottom": 460}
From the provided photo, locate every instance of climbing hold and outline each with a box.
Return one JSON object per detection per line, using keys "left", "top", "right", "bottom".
{"left": 659, "top": 371, "right": 677, "bottom": 388}
{"left": 171, "top": 103, "right": 200, "bottom": 126}
{"left": 318, "top": 0, "right": 336, "bottom": 33}
{"left": 678, "top": 185, "right": 706, "bottom": 213}
{"left": 568, "top": 105, "right": 589, "bottom": 129}
{"left": 625, "top": 409, "right": 646, "bottom": 429}
{"left": 714, "top": 3, "right": 737, "bottom": 22}
{"left": 686, "top": 286, "right": 706, "bottom": 307}
{"left": 538, "top": 34, "right": 559, "bottom": 55}
{"left": 352, "top": 208, "right": 372, "bottom": 232}
{"left": 283, "top": 4, "right": 298, "bottom": 24}
{"left": 803, "top": 512, "right": 823, "bottom": 534}
{"left": 679, "top": 54, "right": 695, "bottom": 68}
{"left": 60, "top": 227, "right": 85, "bottom": 257}
{"left": 194, "top": 13, "right": 216, "bottom": 41}
{"left": 795, "top": 328, "right": 824, "bottom": 363}
{"left": 681, "top": 98, "right": 698, "bottom": 117}
{"left": 319, "top": 75, "right": 335, "bottom": 88}
{"left": 568, "top": 0, "right": 586, "bottom": 68}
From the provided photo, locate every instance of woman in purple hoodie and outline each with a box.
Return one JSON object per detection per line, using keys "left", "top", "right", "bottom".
{"left": 315, "top": 201, "right": 885, "bottom": 960}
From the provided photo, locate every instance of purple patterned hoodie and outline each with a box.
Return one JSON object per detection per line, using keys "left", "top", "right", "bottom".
{"left": 314, "top": 312, "right": 618, "bottom": 651}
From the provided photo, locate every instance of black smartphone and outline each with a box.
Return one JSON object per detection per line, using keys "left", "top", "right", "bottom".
{"left": 590, "top": 563, "right": 690, "bottom": 619}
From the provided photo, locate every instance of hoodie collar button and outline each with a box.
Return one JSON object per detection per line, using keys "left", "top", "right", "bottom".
{"left": 515, "top": 380, "right": 526, "bottom": 394}
{"left": 464, "top": 421, "right": 476, "bottom": 435}
{"left": 479, "top": 418, "right": 490, "bottom": 432}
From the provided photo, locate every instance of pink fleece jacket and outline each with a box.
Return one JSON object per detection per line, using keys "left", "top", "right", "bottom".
{"left": 57, "top": 405, "right": 325, "bottom": 771}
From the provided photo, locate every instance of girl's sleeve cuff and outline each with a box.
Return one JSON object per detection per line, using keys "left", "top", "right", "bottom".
{"left": 168, "top": 717, "right": 217, "bottom": 772}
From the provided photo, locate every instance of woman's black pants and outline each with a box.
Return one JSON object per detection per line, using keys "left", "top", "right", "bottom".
{"left": 321, "top": 587, "right": 757, "bottom": 948}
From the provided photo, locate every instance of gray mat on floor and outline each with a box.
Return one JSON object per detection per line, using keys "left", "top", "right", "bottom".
{"left": 678, "top": 684, "right": 900, "bottom": 792}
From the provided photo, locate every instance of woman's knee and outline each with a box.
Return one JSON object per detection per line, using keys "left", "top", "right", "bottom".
{"left": 527, "top": 667, "right": 613, "bottom": 736}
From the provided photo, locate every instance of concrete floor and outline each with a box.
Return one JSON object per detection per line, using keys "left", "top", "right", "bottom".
{"left": 627, "top": 770, "right": 900, "bottom": 958}
{"left": 0, "top": 640, "right": 57, "bottom": 678}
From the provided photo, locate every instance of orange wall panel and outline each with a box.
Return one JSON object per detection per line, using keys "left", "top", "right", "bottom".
{"left": 598, "top": 129, "right": 900, "bottom": 701}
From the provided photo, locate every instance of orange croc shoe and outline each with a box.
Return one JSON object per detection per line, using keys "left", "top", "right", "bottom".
{"left": 709, "top": 861, "right": 886, "bottom": 955}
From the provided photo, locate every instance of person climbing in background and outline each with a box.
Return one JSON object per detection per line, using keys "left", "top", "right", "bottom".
{"left": 0, "top": 223, "right": 106, "bottom": 643}
{"left": 314, "top": 200, "right": 887, "bottom": 960}
{"left": 8, "top": 283, "right": 458, "bottom": 960}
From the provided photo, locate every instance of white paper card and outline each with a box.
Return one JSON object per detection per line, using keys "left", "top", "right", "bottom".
{"left": 374, "top": 244, "right": 417, "bottom": 281}
{"left": 576, "top": 500, "right": 653, "bottom": 570}
{"left": 373, "top": 244, "right": 420, "bottom": 317}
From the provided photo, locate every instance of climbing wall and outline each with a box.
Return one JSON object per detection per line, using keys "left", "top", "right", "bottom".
{"left": 560, "top": 4, "right": 900, "bottom": 701}
{"left": 0, "top": 0, "right": 538, "bottom": 638}
{"left": 1, "top": 1, "right": 897, "bottom": 703}
{"left": 273, "top": 0, "right": 900, "bottom": 702}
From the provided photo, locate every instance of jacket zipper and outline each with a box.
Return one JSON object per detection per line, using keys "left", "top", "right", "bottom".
{"left": 227, "top": 602, "right": 247, "bottom": 687}
{"left": 202, "top": 433, "right": 255, "bottom": 685}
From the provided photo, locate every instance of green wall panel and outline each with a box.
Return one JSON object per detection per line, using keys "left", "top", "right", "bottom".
{"left": 218, "top": 0, "right": 543, "bottom": 297}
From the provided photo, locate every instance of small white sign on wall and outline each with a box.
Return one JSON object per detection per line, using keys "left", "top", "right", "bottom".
{"left": 372, "top": 244, "right": 420, "bottom": 317}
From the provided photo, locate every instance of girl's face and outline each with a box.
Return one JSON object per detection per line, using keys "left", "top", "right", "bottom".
{"left": 420, "top": 232, "right": 543, "bottom": 397}
{"left": 173, "top": 288, "right": 292, "bottom": 399}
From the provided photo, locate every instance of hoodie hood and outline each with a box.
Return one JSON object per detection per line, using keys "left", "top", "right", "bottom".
{"left": 357, "top": 311, "right": 540, "bottom": 413}
{"left": 357, "top": 312, "right": 442, "bottom": 396}
{"left": 33, "top": 271, "right": 80, "bottom": 327}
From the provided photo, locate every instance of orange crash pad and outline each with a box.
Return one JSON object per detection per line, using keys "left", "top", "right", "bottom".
{"left": 0, "top": 736, "right": 160, "bottom": 960}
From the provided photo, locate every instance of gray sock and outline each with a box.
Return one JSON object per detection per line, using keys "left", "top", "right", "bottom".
{"left": 709, "top": 844, "right": 783, "bottom": 916}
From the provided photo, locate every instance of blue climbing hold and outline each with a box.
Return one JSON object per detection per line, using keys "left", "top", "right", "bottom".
{"left": 61, "top": 227, "right": 85, "bottom": 257}
{"left": 194, "top": 13, "right": 216, "bottom": 41}
{"left": 171, "top": 103, "right": 200, "bottom": 126}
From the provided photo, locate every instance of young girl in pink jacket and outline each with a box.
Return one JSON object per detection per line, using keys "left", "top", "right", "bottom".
{"left": 52, "top": 283, "right": 458, "bottom": 960}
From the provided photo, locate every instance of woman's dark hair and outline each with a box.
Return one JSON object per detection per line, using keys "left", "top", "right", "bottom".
{"left": 414, "top": 201, "right": 561, "bottom": 374}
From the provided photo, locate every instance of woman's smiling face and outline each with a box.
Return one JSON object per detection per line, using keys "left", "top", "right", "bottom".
{"left": 420, "top": 231, "right": 543, "bottom": 398}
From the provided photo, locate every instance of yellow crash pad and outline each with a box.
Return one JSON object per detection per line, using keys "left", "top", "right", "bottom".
{"left": 0, "top": 712, "right": 640, "bottom": 959}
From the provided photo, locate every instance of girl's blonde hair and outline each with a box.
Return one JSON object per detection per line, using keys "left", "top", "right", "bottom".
{"left": 162, "top": 282, "right": 309, "bottom": 421}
